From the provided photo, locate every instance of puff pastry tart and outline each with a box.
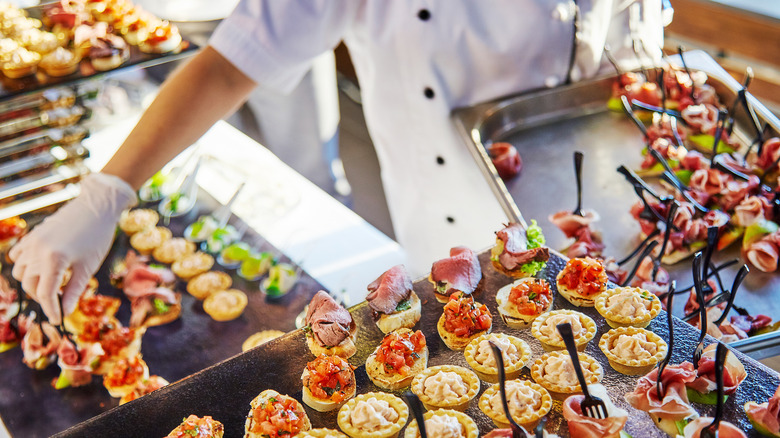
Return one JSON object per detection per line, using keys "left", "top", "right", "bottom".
{"left": 119, "top": 209, "right": 159, "bottom": 235}
{"left": 495, "top": 277, "right": 553, "bottom": 328}
{"left": 531, "top": 350, "right": 603, "bottom": 400}
{"left": 479, "top": 380, "right": 552, "bottom": 430}
{"left": 437, "top": 292, "right": 492, "bottom": 351}
{"left": 153, "top": 237, "right": 196, "bottom": 264}
{"left": 130, "top": 226, "right": 172, "bottom": 255}
{"left": 298, "top": 429, "right": 349, "bottom": 438}
{"left": 531, "top": 309, "right": 596, "bottom": 352}
{"left": 187, "top": 271, "right": 232, "bottom": 300}
{"left": 599, "top": 326, "right": 667, "bottom": 375}
{"left": 464, "top": 332, "right": 531, "bottom": 383}
{"left": 410, "top": 365, "right": 479, "bottom": 411}
{"left": 172, "top": 252, "right": 215, "bottom": 281}
{"left": 366, "top": 328, "right": 427, "bottom": 390}
{"left": 595, "top": 286, "right": 661, "bottom": 328}
{"left": 403, "top": 409, "right": 479, "bottom": 438}
{"left": 555, "top": 256, "right": 608, "bottom": 307}
{"left": 167, "top": 415, "right": 224, "bottom": 438}
{"left": 245, "top": 389, "right": 311, "bottom": 438}
{"left": 337, "top": 392, "right": 408, "bottom": 438}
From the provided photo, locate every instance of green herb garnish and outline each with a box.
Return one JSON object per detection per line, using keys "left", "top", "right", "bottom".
{"left": 521, "top": 220, "right": 547, "bottom": 275}
{"left": 395, "top": 299, "right": 412, "bottom": 312}
{"left": 153, "top": 298, "right": 170, "bottom": 314}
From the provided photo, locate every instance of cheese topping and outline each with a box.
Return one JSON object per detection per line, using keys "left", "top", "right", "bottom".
{"left": 350, "top": 397, "right": 399, "bottom": 431}
{"left": 539, "top": 313, "right": 583, "bottom": 342}
{"left": 542, "top": 354, "right": 581, "bottom": 387}
{"left": 487, "top": 380, "right": 542, "bottom": 418}
{"left": 424, "top": 414, "right": 464, "bottom": 438}
{"left": 423, "top": 371, "right": 468, "bottom": 403}
{"left": 611, "top": 333, "right": 657, "bottom": 360}
{"left": 605, "top": 290, "right": 650, "bottom": 318}
{"left": 474, "top": 336, "right": 520, "bottom": 368}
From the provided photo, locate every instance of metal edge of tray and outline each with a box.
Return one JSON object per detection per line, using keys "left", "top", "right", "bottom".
{"left": 0, "top": 142, "right": 88, "bottom": 180}
{"left": 0, "top": 181, "right": 81, "bottom": 221}
{"left": 452, "top": 50, "right": 780, "bottom": 357}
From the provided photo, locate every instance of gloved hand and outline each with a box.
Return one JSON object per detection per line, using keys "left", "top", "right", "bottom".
{"left": 9, "top": 173, "right": 137, "bottom": 325}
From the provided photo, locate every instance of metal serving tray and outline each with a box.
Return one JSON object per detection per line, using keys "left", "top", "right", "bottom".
{"left": 0, "top": 190, "right": 327, "bottom": 437}
{"left": 452, "top": 51, "right": 780, "bottom": 357}
{"left": 53, "top": 250, "right": 780, "bottom": 437}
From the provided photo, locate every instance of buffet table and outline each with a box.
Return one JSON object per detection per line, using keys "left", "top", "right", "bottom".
{"left": 0, "top": 119, "right": 407, "bottom": 437}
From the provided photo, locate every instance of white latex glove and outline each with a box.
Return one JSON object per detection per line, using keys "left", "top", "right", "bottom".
{"left": 9, "top": 173, "right": 137, "bottom": 325}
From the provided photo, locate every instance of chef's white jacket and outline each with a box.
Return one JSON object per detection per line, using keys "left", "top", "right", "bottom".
{"left": 210, "top": 0, "right": 665, "bottom": 277}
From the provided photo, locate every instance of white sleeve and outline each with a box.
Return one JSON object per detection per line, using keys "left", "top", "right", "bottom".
{"left": 209, "top": 0, "right": 359, "bottom": 93}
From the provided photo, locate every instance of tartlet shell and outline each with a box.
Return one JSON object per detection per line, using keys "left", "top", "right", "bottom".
{"left": 172, "top": 252, "right": 215, "bottom": 280}
{"left": 410, "top": 365, "right": 480, "bottom": 411}
{"left": 478, "top": 380, "right": 552, "bottom": 429}
{"left": 403, "top": 409, "right": 479, "bottom": 438}
{"left": 119, "top": 209, "right": 159, "bottom": 235}
{"left": 530, "top": 309, "right": 596, "bottom": 351}
{"left": 530, "top": 350, "right": 603, "bottom": 399}
{"left": 463, "top": 332, "right": 531, "bottom": 383}
{"left": 437, "top": 306, "right": 492, "bottom": 351}
{"left": 365, "top": 329, "right": 427, "bottom": 390}
{"left": 337, "top": 392, "right": 408, "bottom": 438}
{"left": 555, "top": 265, "right": 607, "bottom": 307}
{"left": 594, "top": 287, "right": 661, "bottom": 328}
{"left": 129, "top": 226, "right": 172, "bottom": 255}
{"left": 599, "top": 326, "right": 668, "bottom": 375}
{"left": 152, "top": 237, "right": 196, "bottom": 264}
{"left": 187, "top": 271, "right": 232, "bottom": 300}
{"left": 298, "top": 429, "right": 349, "bottom": 438}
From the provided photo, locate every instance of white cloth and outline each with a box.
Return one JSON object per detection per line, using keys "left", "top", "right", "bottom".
{"left": 210, "top": 0, "right": 664, "bottom": 276}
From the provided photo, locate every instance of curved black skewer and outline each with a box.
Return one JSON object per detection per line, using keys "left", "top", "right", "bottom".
{"left": 652, "top": 201, "right": 679, "bottom": 281}
{"left": 621, "top": 240, "right": 659, "bottom": 287}
{"left": 675, "top": 258, "right": 740, "bottom": 296}
{"left": 701, "top": 226, "right": 720, "bottom": 288}
{"left": 404, "top": 392, "right": 428, "bottom": 438}
{"left": 714, "top": 265, "right": 749, "bottom": 326}
{"left": 603, "top": 44, "right": 623, "bottom": 75}
{"left": 649, "top": 147, "right": 689, "bottom": 190}
{"left": 677, "top": 46, "right": 697, "bottom": 101}
{"left": 711, "top": 109, "right": 729, "bottom": 164}
{"left": 631, "top": 100, "right": 682, "bottom": 119}
{"left": 692, "top": 253, "right": 708, "bottom": 370}
{"left": 669, "top": 116, "right": 686, "bottom": 147}
{"left": 489, "top": 341, "right": 527, "bottom": 438}
{"left": 726, "top": 68, "right": 753, "bottom": 137}
{"left": 712, "top": 155, "right": 750, "bottom": 181}
{"left": 661, "top": 171, "right": 708, "bottom": 213}
{"left": 618, "top": 229, "right": 661, "bottom": 266}
{"left": 656, "top": 281, "right": 675, "bottom": 399}
{"left": 621, "top": 96, "right": 649, "bottom": 139}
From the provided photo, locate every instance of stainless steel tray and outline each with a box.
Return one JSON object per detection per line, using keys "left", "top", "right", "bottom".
{"left": 54, "top": 250, "right": 780, "bottom": 438}
{"left": 452, "top": 51, "right": 780, "bottom": 357}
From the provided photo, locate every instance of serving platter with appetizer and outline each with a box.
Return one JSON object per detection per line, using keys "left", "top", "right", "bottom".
{"left": 0, "top": 188, "right": 324, "bottom": 437}
{"left": 50, "top": 240, "right": 779, "bottom": 437}
{"left": 453, "top": 50, "right": 780, "bottom": 352}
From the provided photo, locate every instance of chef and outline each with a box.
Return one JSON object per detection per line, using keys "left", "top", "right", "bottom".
{"left": 10, "top": 0, "right": 666, "bottom": 324}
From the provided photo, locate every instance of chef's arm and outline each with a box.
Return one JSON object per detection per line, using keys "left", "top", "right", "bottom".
{"left": 102, "top": 45, "right": 257, "bottom": 190}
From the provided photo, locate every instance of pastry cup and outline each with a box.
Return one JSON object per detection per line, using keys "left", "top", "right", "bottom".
{"left": 245, "top": 389, "right": 311, "bottom": 438}
{"left": 595, "top": 287, "right": 661, "bottom": 328}
{"left": 411, "top": 365, "right": 480, "bottom": 411}
{"left": 495, "top": 277, "right": 553, "bottom": 328}
{"left": 404, "top": 409, "right": 479, "bottom": 438}
{"left": 129, "top": 226, "right": 172, "bottom": 255}
{"left": 531, "top": 309, "right": 596, "bottom": 352}
{"left": 119, "top": 208, "right": 159, "bottom": 235}
{"left": 599, "top": 326, "right": 668, "bottom": 375}
{"left": 172, "top": 252, "right": 215, "bottom": 280}
{"left": 555, "top": 257, "right": 608, "bottom": 307}
{"left": 365, "top": 329, "right": 427, "bottom": 389}
{"left": 437, "top": 309, "right": 491, "bottom": 351}
{"left": 187, "top": 271, "right": 232, "bottom": 300}
{"left": 302, "top": 358, "right": 356, "bottom": 412}
{"left": 299, "top": 429, "right": 349, "bottom": 438}
{"left": 203, "top": 289, "right": 248, "bottom": 321}
{"left": 463, "top": 332, "right": 531, "bottom": 383}
{"left": 337, "top": 392, "right": 408, "bottom": 438}
{"left": 242, "top": 330, "right": 285, "bottom": 352}
{"left": 153, "top": 237, "right": 196, "bottom": 264}
{"left": 530, "top": 350, "right": 603, "bottom": 400}
{"left": 478, "top": 380, "right": 552, "bottom": 429}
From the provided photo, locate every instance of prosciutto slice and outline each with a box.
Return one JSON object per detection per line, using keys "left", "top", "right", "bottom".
{"left": 430, "top": 246, "right": 482, "bottom": 295}
{"left": 745, "top": 383, "right": 780, "bottom": 437}
{"left": 56, "top": 338, "right": 104, "bottom": 388}
{"left": 567, "top": 227, "right": 605, "bottom": 259}
{"left": 487, "top": 142, "right": 522, "bottom": 180}
{"left": 495, "top": 223, "right": 549, "bottom": 270}
{"left": 563, "top": 384, "right": 627, "bottom": 438}
{"left": 0, "top": 314, "right": 31, "bottom": 345}
{"left": 745, "top": 238, "right": 780, "bottom": 273}
{"left": 681, "top": 150, "right": 709, "bottom": 171}
{"left": 734, "top": 196, "right": 771, "bottom": 227}
{"left": 682, "top": 104, "right": 719, "bottom": 135}
{"left": 689, "top": 168, "right": 730, "bottom": 196}
{"left": 681, "top": 417, "right": 747, "bottom": 438}
{"left": 729, "top": 314, "right": 773, "bottom": 336}
{"left": 129, "top": 289, "right": 179, "bottom": 328}
{"left": 624, "top": 362, "right": 698, "bottom": 421}
{"left": 549, "top": 210, "right": 600, "bottom": 239}
{"left": 755, "top": 137, "right": 780, "bottom": 170}
{"left": 0, "top": 276, "right": 19, "bottom": 320}
{"left": 687, "top": 344, "right": 747, "bottom": 395}
{"left": 21, "top": 321, "right": 61, "bottom": 369}
{"left": 366, "top": 265, "right": 413, "bottom": 314}
{"left": 305, "top": 291, "right": 354, "bottom": 347}
{"left": 123, "top": 263, "right": 176, "bottom": 301}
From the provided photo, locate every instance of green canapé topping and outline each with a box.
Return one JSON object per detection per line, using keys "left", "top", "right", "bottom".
{"left": 395, "top": 299, "right": 411, "bottom": 312}
{"left": 153, "top": 298, "right": 170, "bottom": 314}
{"left": 521, "top": 220, "right": 546, "bottom": 275}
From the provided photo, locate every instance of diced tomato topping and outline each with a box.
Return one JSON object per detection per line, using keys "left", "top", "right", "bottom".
{"left": 0, "top": 217, "right": 24, "bottom": 241}
{"left": 169, "top": 415, "right": 224, "bottom": 438}
{"left": 105, "top": 355, "right": 145, "bottom": 387}
{"left": 248, "top": 395, "right": 307, "bottom": 437}
{"left": 303, "top": 354, "right": 355, "bottom": 402}
{"left": 508, "top": 279, "right": 552, "bottom": 316}
{"left": 375, "top": 329, "right": 426, "bottom": 375}
{"left": 557, "top": 257, "right": 608, "bottom": 296}
{"left": 79, "top": 294, "right": 117, "bottom": 318}
{"left": 442, "top": 292, "right": 492, "bottom": 338}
